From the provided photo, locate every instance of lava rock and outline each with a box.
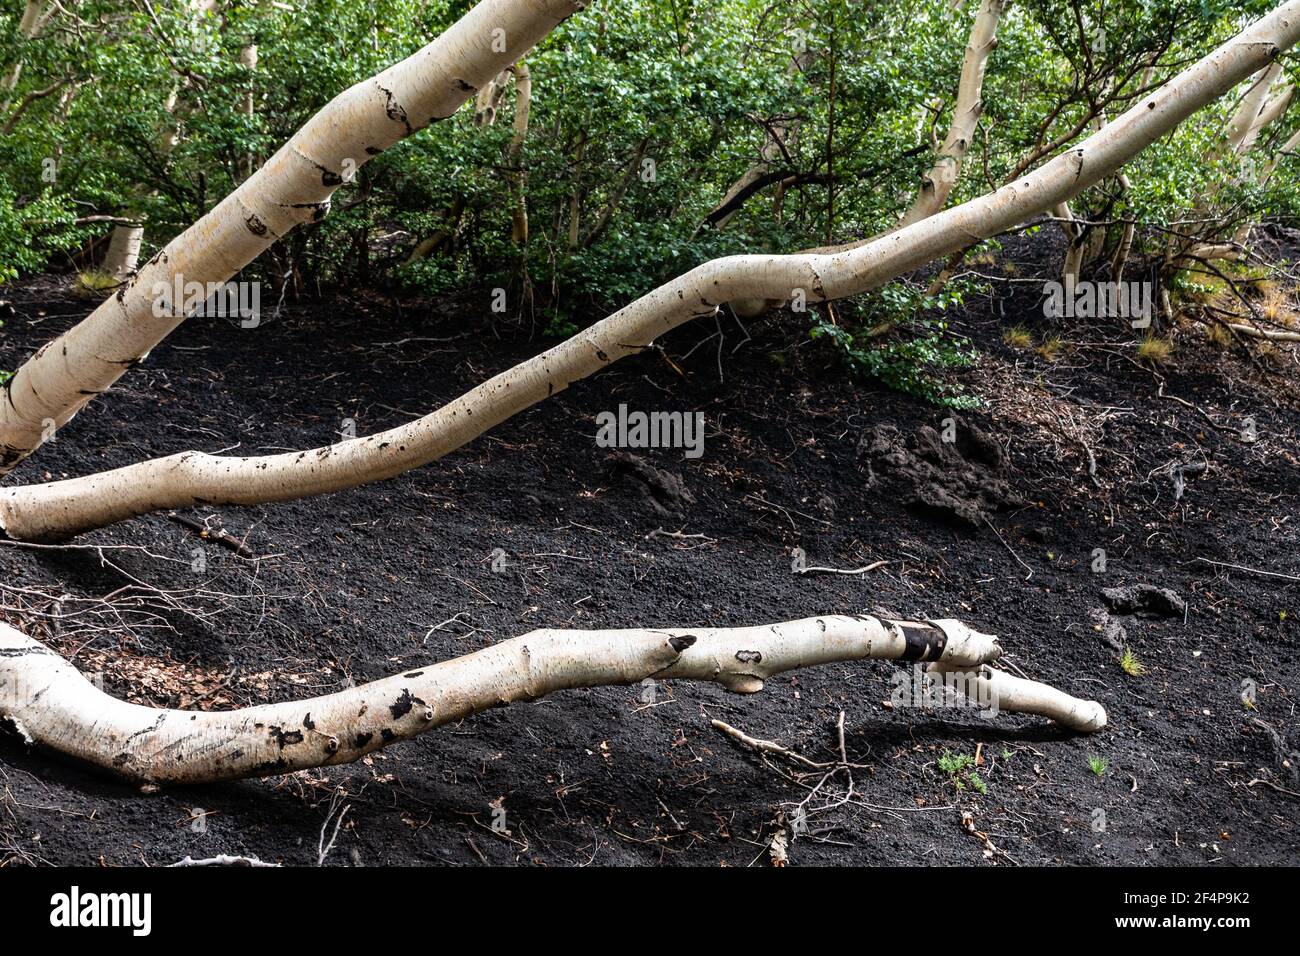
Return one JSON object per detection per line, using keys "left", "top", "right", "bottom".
{"left": 1101, "top": 584, "right": 1187, "bottom": 618}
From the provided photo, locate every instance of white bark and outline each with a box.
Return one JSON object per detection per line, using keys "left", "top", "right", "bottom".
{"left": 1227, "top": 63, "right": 1284, "bottom": 154}
{"left": 1053, "top": 201, "right": 1085, "bottom": 281}
{"left": 1226, "top": 321, "right": 1300, "bottom": 340}
{"left": 99, "top": 88, "right": 181, "bottom": 279}
{"left": 927, "top": 661, "right": 1106, "bottom": 732}
{"left": 507, "top": 60, "right": 531, "bottom": 244}
{"left": 6, "top": 1, "right": 1299, "bottom": 541}
{"left": 0, "top": 0, "right": 51, "bottom": 108}
{"left": 0, "top": 614, "right": 1104, "bottom": 787}
{"left": 0, "top": 0, "right": 585, "bottom": 476}
{"left": 100, "top": 224, "right": 145, "bottom": 279}
{"left": 897, "top": 0, "right": 1004, "bottom": 228}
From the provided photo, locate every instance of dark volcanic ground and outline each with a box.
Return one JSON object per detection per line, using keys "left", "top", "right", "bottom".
{"left": 1, "top": 237, "right": 1298, "bottom": 867}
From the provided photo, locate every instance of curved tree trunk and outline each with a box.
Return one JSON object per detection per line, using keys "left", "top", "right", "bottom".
{"left": 3, "top": 0, "right": 1299, "bottom": 541}
{"left": 0, "top": 614, "right": 1103, "bottom": 787}
{"left": 0, "top": 0, "right": 585, "bottom": 477}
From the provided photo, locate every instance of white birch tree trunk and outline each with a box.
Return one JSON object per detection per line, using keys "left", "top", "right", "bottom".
{"left": 897, "top": 0, "right": 1004, "bottom": 228}
{"left": 0, "top": 0, "right": 52, "bottom": 111}
{"left": 0, "top": 0, "right": 586, "bottom": 476}
{"left": 0, "top": 614, "right": 1104, "bottom": 787}
{"left": 99, "top": 89, "right": 181, "bottom": 280}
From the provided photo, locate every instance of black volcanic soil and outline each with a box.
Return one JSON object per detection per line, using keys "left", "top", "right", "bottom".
{"left": 1, "top": 234, "right": 1297, "bottom": 867}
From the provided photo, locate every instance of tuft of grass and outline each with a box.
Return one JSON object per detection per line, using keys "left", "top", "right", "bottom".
{"left": 1136, "top": 335, "right": 1172, "bottom": 364}
{"left": 76, "top": 270, "right": 121, "bottom": 295}
{"left": 1036, "top": 334, "right": 1064, "bottom": 362}
{"left": 1259, "top": 287, "right": 1297, "bottom": 328}
{"left": 1205, "top": 322, "right": 1233, "bottom": 348}
{"left": 1002, "top": 325, "right": 1033, "bottom": 349}
{"left": 1119, "top": 646, "right": 1146, "bottom": 677}
{"left": 1087, "top": 754, "right": 1109, "bottom": 778}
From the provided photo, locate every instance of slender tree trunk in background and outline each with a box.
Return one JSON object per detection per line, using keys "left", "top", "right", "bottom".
{"left": 0, "top": 0, "right": 52, "bottom": 112}
{"left": 898, "top": 0, "right": 1004, "bottom": 228}
{"left": 100, "top": 88, "right": 180, "bottom": 280}
{"left": 473, "top": 67, "right": 510, "bottom": 125}
{"left": 581, "top": 136, "right": 648, "bottom": 247}
{"left": 0, "top": 0, "right": 585, "bottom": 478}
{"left": 403, "top": 196, "right": 467, "bottom": 265}
{"left": 1053, "top": 201, "right": 1085, "bottom": 281}
{"left": 0, "top": 615, "right": 1104, "bottom": 787}
{"left": 506, "top": 60, "right": 533, "bottom": 312}
{"left": 733, "top": 0, "right": 1001, "bottom": 317}
{"left": 1108, "top": 168, "right": 1136, "bottom": 279}
{"left": 241, "top": 41, "right": 259, "bottom": 176}
{"left": 507, "top": 60, "right": 530, "bottom": 244}
{"left": 567, "top": 129, "right": 587, "bottom": 249}
{"left": 4, "top": 0, "right": 1299, "bottom": 542}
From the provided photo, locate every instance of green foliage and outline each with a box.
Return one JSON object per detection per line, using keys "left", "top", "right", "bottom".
{"left": 938, "top": 750, "right": 987, "bottom": 793}
{"left": 1, "top": 0, "right": 1297, "bottom": 406}
{"left": 810, "top": 280, "right": 981, "bottom": 407}
{"left": 0, "top": 178, "right": 81, "bottom": 283}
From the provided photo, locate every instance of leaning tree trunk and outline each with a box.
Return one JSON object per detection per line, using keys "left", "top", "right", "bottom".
{"left": 0, "top": 0, "right": 585, "bottom": 477}
{"left": 4, "top": 0, "right": 1297, "bottom": 542}
{"left": 1226, "top": 62, "right": 1283, "bottom": 154}
{"left": 0, "top": 614, "right": 1104, "bottom": 787}
{"left": 1181, "top": 63, "right": 1290, "bottom": 261}
{"left": 897, "top": 0, "right": 1004, "bottom": 228}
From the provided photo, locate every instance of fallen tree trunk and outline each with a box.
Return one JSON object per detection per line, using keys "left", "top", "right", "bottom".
{"left": 0, "top": 0, "right": 585, "bottom": 476}
{"left": 0, "top": 614, "right": 1103, "bottom": 787}
{"left": 1226, "top": 321, "right": 1300, "bottom": 341}
{"left": 4, "top": 0, "right": 1299, "bottom": 542}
